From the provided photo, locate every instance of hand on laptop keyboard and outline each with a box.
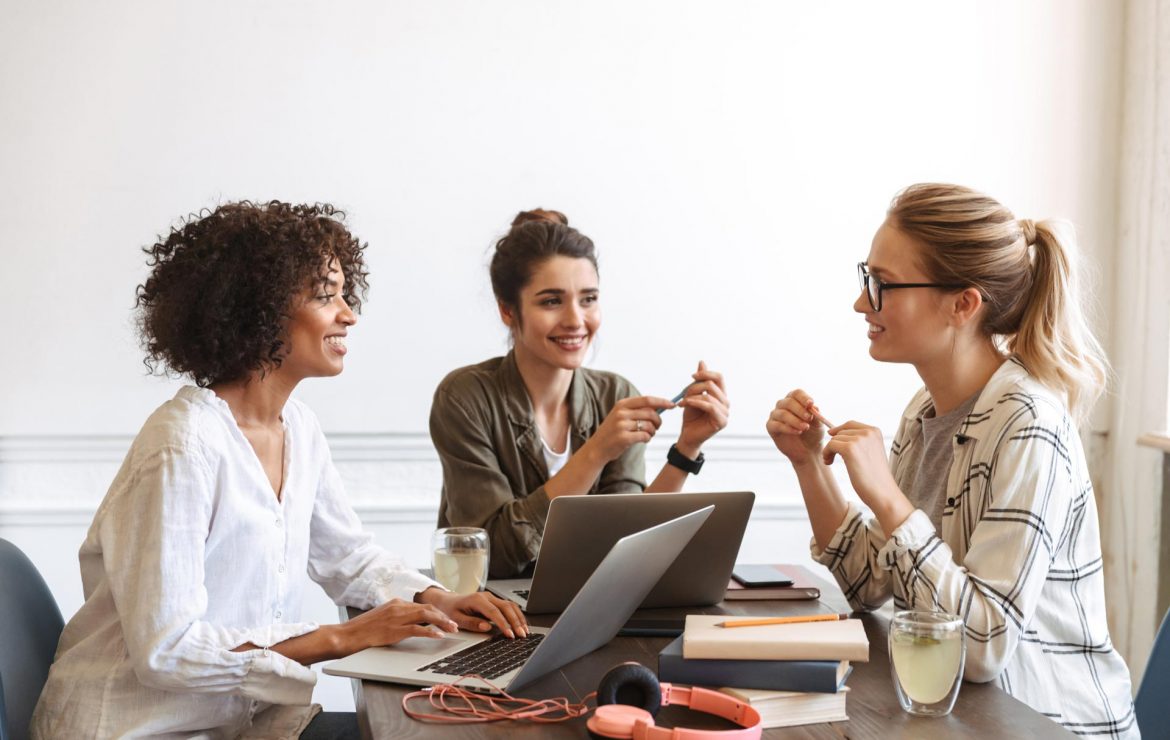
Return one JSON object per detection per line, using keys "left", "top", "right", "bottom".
{"left": 416, "top": 588, "right": 529, "bottom": 638}
{"left": 343, "top": 598, "right": 459, "bottom": 652}
{"left": 421, "top": 634, "right": 546, "bottom": 680}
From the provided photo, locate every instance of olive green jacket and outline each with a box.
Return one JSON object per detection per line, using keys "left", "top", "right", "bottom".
{"left": 430, "top": 352, "right": 645, "bottom": 577}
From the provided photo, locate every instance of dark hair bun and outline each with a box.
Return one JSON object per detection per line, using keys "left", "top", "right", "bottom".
{"left": 489, "top": 210, "right": 596, "bottom": 312}
{"left": 510, "top": 208, "right": 568, "bottom": 228}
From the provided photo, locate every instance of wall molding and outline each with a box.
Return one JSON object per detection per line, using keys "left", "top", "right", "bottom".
{"left": 0, "top": 432, "right": 812, "bottom": 516}
{"left": 0, "top": 499, "right": 809, "bottom": 528}
{"left": 0, "top": 432, "right": 786, "bottom": 464}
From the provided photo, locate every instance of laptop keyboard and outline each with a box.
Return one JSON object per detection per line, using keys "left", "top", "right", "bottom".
{"left": 421, "top": 634, "right": 545, "bottom": 679}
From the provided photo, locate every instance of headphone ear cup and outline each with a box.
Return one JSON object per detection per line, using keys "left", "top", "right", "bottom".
{"left": 596, "top": 663, "right": 662, "bottom": 717}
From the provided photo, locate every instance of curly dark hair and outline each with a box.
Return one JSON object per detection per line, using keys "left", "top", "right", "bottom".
{"left": 135, "top": 200, "right": 370, "bottom": 387}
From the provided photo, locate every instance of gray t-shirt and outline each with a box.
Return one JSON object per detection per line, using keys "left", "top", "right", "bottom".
{"left": 893, "top": 390, "right": 981, "bottom": 530}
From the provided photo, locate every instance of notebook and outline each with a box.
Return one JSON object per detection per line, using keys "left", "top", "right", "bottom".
{"left": 322, "top": 506, "right": 712, "bottom": 694}
{"left": 682, "top": 614, "right": 870, "bottom": 662}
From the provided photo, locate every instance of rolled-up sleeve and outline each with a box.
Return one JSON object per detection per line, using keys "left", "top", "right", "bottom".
{"left": 811, "top": 502, "right": 895, "bottom": 612}
{"left": 101, "top": 446, "right": 317, "bottom": 705}
{"left": 307, "top": 458, "right": 440, "bottom": 606}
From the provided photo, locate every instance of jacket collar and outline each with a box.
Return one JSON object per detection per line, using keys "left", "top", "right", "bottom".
{"left": 900, "top": 356, "right": 1031, "bottom": 444}
{"left": 495, "top": 350, "right": 595, "bottom": 436}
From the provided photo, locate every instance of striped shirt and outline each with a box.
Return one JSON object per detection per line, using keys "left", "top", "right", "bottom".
{"left": 812, "top": 358, "right": 1138, "bottom": 738}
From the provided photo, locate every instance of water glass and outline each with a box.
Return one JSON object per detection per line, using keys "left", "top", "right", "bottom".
{"left": 889, "top": 610, "right": 966, "bottom": 716}
{"left": 431, "top": 527, "right": 490, "bottom": 595}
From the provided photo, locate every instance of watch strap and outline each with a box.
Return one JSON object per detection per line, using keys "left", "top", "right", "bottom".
{"left": 667, "top": 443, "right": 704, "bottom": 475}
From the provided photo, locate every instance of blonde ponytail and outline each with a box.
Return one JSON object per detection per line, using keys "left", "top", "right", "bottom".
{"left": 1008, "top": 220, "right": 1109, "bottom": 423}
{"left": 888, "top": 184, "right": 1109, "bottom": 425}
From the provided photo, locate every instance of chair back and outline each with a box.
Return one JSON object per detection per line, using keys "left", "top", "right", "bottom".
{"left": 1136, "top": 607, "right": 1170, "bottom": 739}
{"left": 0, "top": 539, "right": 65, "bottom": 740}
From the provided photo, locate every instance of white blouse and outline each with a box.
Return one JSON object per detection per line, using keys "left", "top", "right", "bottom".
{"left": 31, "top": 386, "right": 439, "bottom": 739}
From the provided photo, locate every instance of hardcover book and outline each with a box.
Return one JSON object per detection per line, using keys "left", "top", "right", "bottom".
{"left": 658, "top": 635, "right": 851, "bottom": 693}
{"left": 719, "top": 685, "right": 849, "bottom": 729}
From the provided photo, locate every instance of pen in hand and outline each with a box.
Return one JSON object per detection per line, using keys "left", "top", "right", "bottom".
{"left": 656, "top": 386, "right": 692, "bottom": 414}
{"left": 812, "top": 409, "right": 835, "bottom": 432}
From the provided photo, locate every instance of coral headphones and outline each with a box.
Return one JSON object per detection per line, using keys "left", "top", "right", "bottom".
{"left": 588, "top": 663, "right": 762, "bottom": 739}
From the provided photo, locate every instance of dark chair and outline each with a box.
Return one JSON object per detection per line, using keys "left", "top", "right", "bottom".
{"left": 0, "top": 539, "right": 65, "bottom": 740}
{"left": 1136, "top": 607, "right": 1170, "bottom": 739}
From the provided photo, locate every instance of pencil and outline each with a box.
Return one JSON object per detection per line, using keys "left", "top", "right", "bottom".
{"left": 717, "top": 613, "right": 851, "bottom": 628}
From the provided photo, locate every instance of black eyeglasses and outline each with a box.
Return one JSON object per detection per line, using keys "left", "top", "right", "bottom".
{"left": 857, "top": 262, "right": 968, "bottom": 312}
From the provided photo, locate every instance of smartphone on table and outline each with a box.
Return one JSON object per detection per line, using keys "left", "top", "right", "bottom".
{"left": 731, "top": 564, "right": 795, "bottom": 588}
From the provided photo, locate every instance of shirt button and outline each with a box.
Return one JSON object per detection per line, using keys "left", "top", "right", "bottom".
{"left": 275, "top": 517, "right": 282, "bottom": 527}
{"left": 278, "top": 564, "right": 285, "bottom": 574}
{"left": 275, "top": 610, "right": 282, "bottom": 619}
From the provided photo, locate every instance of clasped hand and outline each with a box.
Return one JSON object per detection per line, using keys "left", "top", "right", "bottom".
{"left": 766, "top": 389, "right": 905, "bottom": 514}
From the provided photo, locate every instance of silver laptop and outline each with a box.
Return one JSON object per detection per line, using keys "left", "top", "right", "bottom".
{"left": 322, "top": 505, "right": 712, "bottom": 694}
{"left": 488, "top": 491, "right": 753, "bottom": 613}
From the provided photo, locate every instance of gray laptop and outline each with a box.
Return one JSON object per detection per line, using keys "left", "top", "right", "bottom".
{"left": 488, "top": 491, "right": 753, "bottom": 613}
{"left": 322, "top": 505, "right": 712, "bottom": 694}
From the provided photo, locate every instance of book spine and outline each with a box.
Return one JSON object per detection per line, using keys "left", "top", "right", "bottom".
{"left": 658, "top": 654, "right": 843, "bottom": 693}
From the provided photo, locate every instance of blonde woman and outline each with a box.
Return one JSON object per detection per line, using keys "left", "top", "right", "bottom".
{"left": 766, "top": 184, "right": 1136, "bottom": 737}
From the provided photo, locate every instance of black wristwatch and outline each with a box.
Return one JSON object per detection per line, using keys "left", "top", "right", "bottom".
{"left": 667, "top": 443, "right": 705, "bottom": 475}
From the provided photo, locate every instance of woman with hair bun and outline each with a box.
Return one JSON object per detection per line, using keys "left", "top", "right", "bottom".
{"left": 766, "top": 184, "right": 1136, "bottom": 737}
{"left": 431, "top": 209, "right": 730, "bottom": 578}
{"left": 32, "top": 201, "right": 525, "bottom": 739}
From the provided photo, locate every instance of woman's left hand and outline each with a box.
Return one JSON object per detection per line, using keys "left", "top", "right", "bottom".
{"left": 416, "top": 587, "right": 529, "bottom": 638}
{"left": 821, "top": 420, "right": 914, "bottom": 533}
{"left": 676, "top": 361, "right": 729, "bottom": 453}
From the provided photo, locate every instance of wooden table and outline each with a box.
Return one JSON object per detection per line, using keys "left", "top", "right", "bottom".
{"left": 344, "top": 586, "right": 1073, "bottom": 739}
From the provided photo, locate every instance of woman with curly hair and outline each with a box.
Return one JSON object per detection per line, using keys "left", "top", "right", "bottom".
{"left": 766, "top": 184, "right": 1136, "bottom": 736}
{"left": 431, "top": 209, "right": 730, "bottom": 578}
{"left": 31, "top": 201, "right": 526, "bottom": 739}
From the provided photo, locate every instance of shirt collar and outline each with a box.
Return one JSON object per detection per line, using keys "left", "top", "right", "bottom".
{"left": 900, "top": 356, "right": 1030, "bottom": 443}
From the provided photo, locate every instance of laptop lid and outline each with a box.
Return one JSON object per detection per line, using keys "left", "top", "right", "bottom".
{"left": 513, "top": 491, "right": 754, "bottom": 614}
{"left": 323, "top": 505, "right": 713, "bottom": 694}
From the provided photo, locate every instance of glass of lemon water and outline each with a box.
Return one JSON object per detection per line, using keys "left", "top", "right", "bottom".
{"left": 889, "top": 610, "right": 966, "bottom": 716}
{"left": 431, "top": 527, "right": 489, "bottom": 595}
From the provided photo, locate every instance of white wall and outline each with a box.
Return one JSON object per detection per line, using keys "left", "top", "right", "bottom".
{"left": 0, "top": 0, "right": 1126, "bottom": 712}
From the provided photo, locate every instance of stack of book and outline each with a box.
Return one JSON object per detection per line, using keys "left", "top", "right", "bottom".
{"left": 657, "top": 613, "right": 869, "bottom": 729}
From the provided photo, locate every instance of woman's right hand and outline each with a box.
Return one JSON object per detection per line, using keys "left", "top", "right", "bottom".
{"left": 586, "top": 395, "right": 676, "bottom": 463}
{"left": 766, "top": 389, "right": 832, "bottom": 466}
{"left": 340, "top": 598, "right": 459, "bottom": 652}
